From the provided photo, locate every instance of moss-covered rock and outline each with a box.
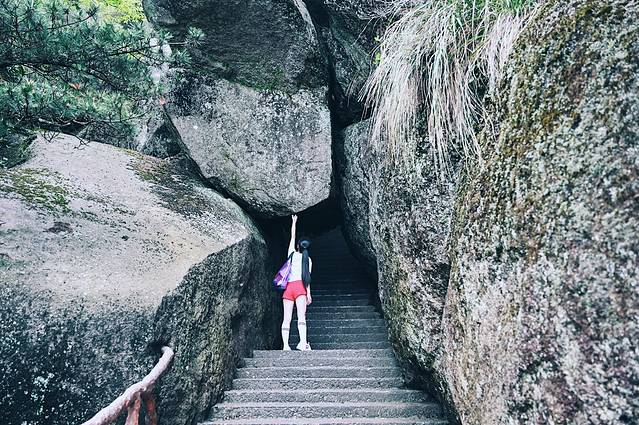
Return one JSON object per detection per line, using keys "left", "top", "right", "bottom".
{"left": 0, "top": 134, "right": 278, "bottom": 425}
{"left": 443, "top": 1, "right": 639, "bottom": 423}
{"left": 143, "top": 0, "right": 327, "bottom": 92}
{"left": 337, "top": 119, "right": 460, "bottom": 419}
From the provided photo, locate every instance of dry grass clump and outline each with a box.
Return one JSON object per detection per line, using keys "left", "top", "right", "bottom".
{"left": 362, "top": 0, "right": 536, "bottom": 176}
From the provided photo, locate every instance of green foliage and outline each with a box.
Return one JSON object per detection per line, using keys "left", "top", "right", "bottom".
{"left": 0, "top": 0, "right": 202, "bottom": 159}
{"left": 78, "top": 0, "right": 145, "bottom": 22}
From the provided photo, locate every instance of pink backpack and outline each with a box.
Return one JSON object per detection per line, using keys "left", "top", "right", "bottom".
{"left": 272, "top": 253, "right": 294, "bottom": 291}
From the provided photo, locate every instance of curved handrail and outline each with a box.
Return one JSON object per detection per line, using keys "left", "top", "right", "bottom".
{"left": 82, "top": 346, "right": 174, "bottom": 425}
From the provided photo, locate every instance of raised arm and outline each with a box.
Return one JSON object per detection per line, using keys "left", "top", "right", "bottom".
{"left": 287, "top": 215, "right": 297, "bottom": 256}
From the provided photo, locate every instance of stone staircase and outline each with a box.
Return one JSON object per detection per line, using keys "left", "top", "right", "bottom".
{"left": 204, "top": 228, "right": 448, "bottom": 425}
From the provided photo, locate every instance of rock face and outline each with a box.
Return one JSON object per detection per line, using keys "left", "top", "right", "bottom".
{"left": 143, "top": 0, "right": 333, "bottom": 217}
{"left": 0, "top": 135, "right": 278, "bottom": 425}
{"left": 337, "top": 119, "right": 459, "bottom": 415}
{"left": 166, "top": 78, "right": 332, "bottom": 217}
{"left": 143, "top": 0, "right": 327, "bottom": 91}
{"left": 368, "top": 149, "right": 459, "bottom": 416}
{"left": 153, "top": 236, "right": 278, "bottom": 425}
{"left": 319, "top": 4, "right": 379, "bottom": 125}
{"left": 442, "top": 1, "right": 639, "bottom": 423}
{"left": 135, "top": 108, "right": 182, "bottom": 158}
{"left": 335, "top": 119, "right": 377, "bottom": 273}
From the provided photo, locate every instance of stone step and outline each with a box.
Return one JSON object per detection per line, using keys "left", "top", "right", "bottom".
{"left": 312, "top": 269, "right": 367, "bottom": 274}
{"left": 297, "top": 311, "right": 382, "bottom": 320}
{"left": 312, "top": 275, "right": 369, "bottom": 281}
{"left": 313, "top": 276, "right": 366, "bottom": 280}
{"left": 287, "top": 333, "right": 390, "bottom": 344}
{"left": 312, "top": 289, "right": 373, "bottom": 294}
{"left": 287, "top": 325, "right": 387, "bottom": 335}
{"left": 311, "top": 289, "right": 373, "bottom": 304}
{"left": 311, "top": 288, "right": 373, "bottom": 294}
{"left": 222, "top": 389, "right": 428, "bottom": 404}
{"left": 232, "top": 377, "right": 404, "bottom": 390}
{"left": 311, "top": 294, "right": 372, "bottom": 308}
{"left": 311, "top": 289, "right": 374, "bottom": 296}
{"left": 304, "top": 305, "right": 377, "bottom": 313}
{"left": 252, "top": 349, "right": 395, "bottom": 359}
{"left": 298, "top": 319, "right": 387, "bottom": 328}
{"left": 210, "top": 402, "right": 441, "bottom": 421}
{"left": 236, "top": 366, "right": 401, "bottom": 379}
{"left": 311, "top": 278, "right": 371, "bottom": 283}
{"left": 203, "top": 418, "right": 447, "bottom": 425}
{"left": 243, "top": 356, "right": 398, "bottom": 368}
{"left": 312, "top": 341, "right": 392, "bottom": 350}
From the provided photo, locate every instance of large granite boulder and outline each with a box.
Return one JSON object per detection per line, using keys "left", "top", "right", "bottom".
{"left": 143, "top": 0, "right": 326, "bottom": 91}
{"left": 166, "top": 78, "right": 332, "bottom": 217}
{"left": 337, "top": 119, "right": 459, "bottom": 416}
{"left": 143, "top": 0, "right": 333, "bottom": 217}
{"left": 442, "top": 1, "right": 639, "bottom": 423}
{"left": 0, "top": 135, "right": 278, "bottom": 425}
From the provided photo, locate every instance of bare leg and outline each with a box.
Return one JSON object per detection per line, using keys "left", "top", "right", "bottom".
{"left": 282, "top": 299, "right": 294, "bottom": 350}
{"left": 295, "top": 295, "right": 308, "bottom": 350}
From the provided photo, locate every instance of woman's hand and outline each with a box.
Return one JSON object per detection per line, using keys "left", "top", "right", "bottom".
{"left": 288, "top": 215, "right": 297, "bottom": 254}
{"left": 306, "top": 294, "right": 312, "bottom": 305}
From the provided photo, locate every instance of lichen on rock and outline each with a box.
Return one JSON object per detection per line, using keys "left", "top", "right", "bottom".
{"left": 337, "top": 118, "right": 460, "bottom": 417}
{"left": 144, "top": 0, "right": 334, "bottom": 217}
{"left": 166, "top": 77, "right": 332, "bottom": 218}
{"left": 0, "top": 134, "right": 278, "bottom": 425}
{"left": 443, "top": 1, "right": 639, "bottom": 423}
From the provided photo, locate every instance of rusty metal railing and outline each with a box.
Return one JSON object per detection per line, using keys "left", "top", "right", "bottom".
{"left": 82, "top": 346, "right": 174, "bottom": 425}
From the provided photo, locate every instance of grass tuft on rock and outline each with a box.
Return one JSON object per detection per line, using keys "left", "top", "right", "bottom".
{"left": 363, "top": 0, "right": 536, "bottom": 177}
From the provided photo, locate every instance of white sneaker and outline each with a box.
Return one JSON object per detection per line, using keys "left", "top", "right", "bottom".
{"left": 296, "top": 342, "right": 312, "bottom": 351}
{"left": 283, "top": 346, "right": 291, "bottom": 351}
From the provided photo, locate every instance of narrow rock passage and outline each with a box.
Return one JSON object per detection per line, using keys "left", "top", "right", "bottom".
{"left": 205, "top": 229, "right": 448, "bottom": 424}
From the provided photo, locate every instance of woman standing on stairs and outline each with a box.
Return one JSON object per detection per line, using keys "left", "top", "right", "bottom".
{"left": 281, "top": 214, "right": 313, "bottom": 351}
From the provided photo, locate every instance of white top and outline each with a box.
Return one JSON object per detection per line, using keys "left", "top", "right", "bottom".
{"left": 288, "top": 251, "right": 312, "bottom": 282}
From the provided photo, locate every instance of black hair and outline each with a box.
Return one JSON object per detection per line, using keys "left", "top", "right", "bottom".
{"left": 297, "top": 237, "right": 312, "bottom": 288}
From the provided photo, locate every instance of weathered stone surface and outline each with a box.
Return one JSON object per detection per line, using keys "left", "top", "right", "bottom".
{"left": 368, "top": 150, "right": 458, "bottom": 416}
{"left": 153, "top": 237, "right": 278, "bottom": 425}
{"left": 144, "top": 0, "right": 333, "bottom": 217}
{"left": 335, "top": 119, "right": 377, "bottom": 273}
{"left": 442, "top": 1, "right": 639, "bottom": 423}
{"left": 321, "top": 6, "right": 379, "bottom": 125}
{"left": 0, "top": 135, "right": 277, "bottom": 425}
{"left": 166, "top": 77, "right": 332, "bottom": 217}
{"left": 135, "top": 108, "right": 182, "bottom": 158}
{"left": 143, "top": 0, "right": 327, "bottom": 91}
{"left": 336, "top": 119, "right": 459, "bottom": 417}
